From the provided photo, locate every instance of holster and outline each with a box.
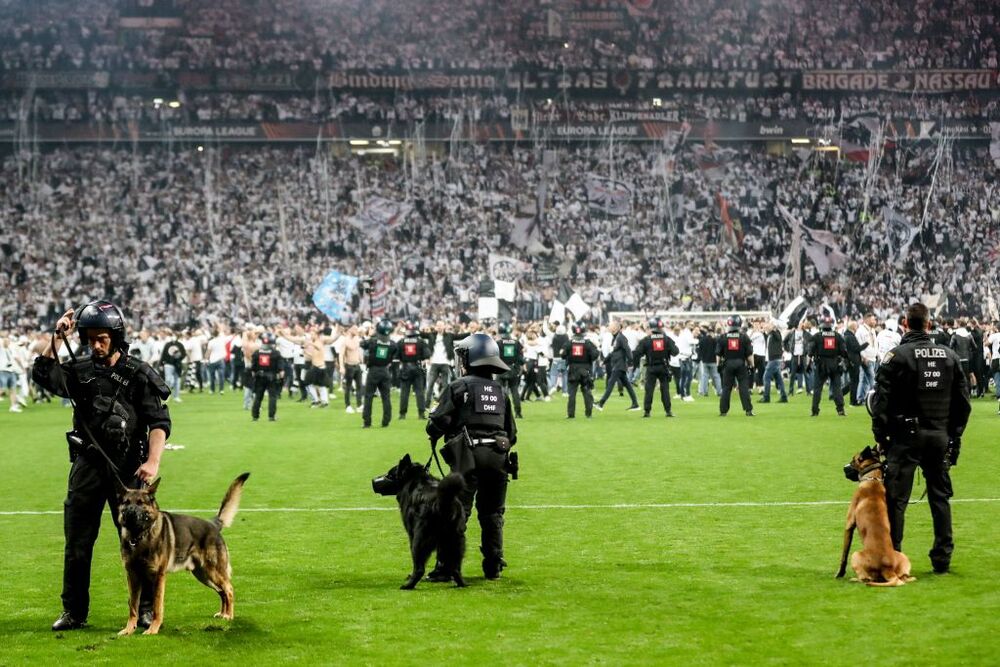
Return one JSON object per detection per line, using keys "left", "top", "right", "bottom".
{"left": 66, "top": 431, "right": 84, "bottom": 463}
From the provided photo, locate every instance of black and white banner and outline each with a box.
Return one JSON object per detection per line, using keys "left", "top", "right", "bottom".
{"left": 585, "top": 175, "right": 633, "bottom": 216}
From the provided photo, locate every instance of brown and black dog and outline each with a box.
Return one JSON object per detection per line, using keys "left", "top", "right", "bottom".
{"left": 837, "top": 447, "right": 914, "bottom": 587}
{"left": 116, "top": 473, "right": 250, "bottom": 635}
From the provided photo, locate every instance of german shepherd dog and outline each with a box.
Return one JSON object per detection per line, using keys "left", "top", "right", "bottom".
{"left": 116, "top": 473, "right": 250, "bottom": 635}
{"left": 372, "top": 454, "right": 468, "bottom": 589}
{"left": 837, "top": 447, "right": 915, "bottom": 587}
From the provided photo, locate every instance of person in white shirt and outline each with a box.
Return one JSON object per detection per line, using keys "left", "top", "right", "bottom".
{"left": 0, "top": 335, "right": 22, "bottom": 412}
{"left": 749, "top": 321, "right": 766, "bottom": 393}
{"left": 675, "top": 323, "right": 697, "bottom": 401}
{"left": 987, "top": 323, "right": 1000, "bottom": 411}
{"left": 184, "top": 328, "right": 207, "bottom": 392}
{"left": 855, "top": 313, "right": 878, "bottom": 403}
{"left": 206, "top": 326, "right": 230, "bottom": 394}
{"left": 876, "top": 316, "right": 902, "bottom": 366}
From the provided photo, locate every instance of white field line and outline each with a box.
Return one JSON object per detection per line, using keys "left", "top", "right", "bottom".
{"left": 1, "top": 498, "right": 999, "bottom": 516}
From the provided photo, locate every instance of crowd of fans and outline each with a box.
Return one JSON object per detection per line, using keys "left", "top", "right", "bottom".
{"left": 1, "top": 139, "right": 998, "bottom": 333}
{"left": 1, "top": 0, "right": 998, "bottom": 74}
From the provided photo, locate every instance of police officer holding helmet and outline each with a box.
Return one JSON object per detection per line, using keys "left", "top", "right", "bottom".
{"left": 634, "top": 318, "right": 680, "bottom": 418}
{"left": 869, "top": 302, "right": 971, "bottom": 574}
{"left": 32, "top": 301, "right": 171, "bottom": 632}
{"left": 495, "top": 322, "right": 524, "bottom": 419}
{"left": 562, "top": 322, "right": 600, "bottom": 419}
{"left": 808, "top": 315, "right": 849, "bottom": 417}
{"left": 361, "top": 319, "right": 397, "bottom": 428}
{"left": 427, "top": 333, "right": 517, "bottom": 580}
{"left": 716, "top": 314, "right": 755, "bottom": 417}
{"left": 397, "top": 321, "right": 429, "bottom": 420}
{"left": 250, "top": 332, "right": 284, "bottom": 422}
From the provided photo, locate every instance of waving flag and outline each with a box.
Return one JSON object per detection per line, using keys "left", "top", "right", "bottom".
{"left": 312, "top": 270, "right": 358, "bottom": 321}
{"left": 585, "top": 175, "right": 633, "bottom": 216}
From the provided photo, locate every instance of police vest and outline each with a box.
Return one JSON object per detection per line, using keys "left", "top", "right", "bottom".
{"left": 649, "top": 333, "right": 669, "bottom": 365}
{"left": 254, "top": 348, "right": 278, "bottom": 375}
{"left": 458, "top": 376, "right": 507, "bottom": 432}
{"left": 368, "top": 337, "right": 393, "bottom": 367}
{"left": 499, "top": 338, "right": 520, "bottom": 365}
{"left": 908, "top": 343, "right": 956, "bottom": 425}
{"left": 568, "top": 339, "right": 590, "bottom": 366}
{"left": 723, "top": 332, "right": 744, "bottom": 361}
{"left": 401, "top": 336, "right": 421, "bottom": 363}
{"left": 70, "top": 356, "right": 142, "bottom": 458}
{"left": 817, "top": 332, "right": 838, "bottom": 358}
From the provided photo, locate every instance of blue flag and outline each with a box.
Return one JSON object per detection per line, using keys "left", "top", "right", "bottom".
{"left": 312, "top": 270, "right": 359, "bottom": 321}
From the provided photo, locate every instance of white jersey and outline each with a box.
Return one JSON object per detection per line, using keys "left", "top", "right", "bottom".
{"left": 876, "top": 329, "right": 901, "bottom": 363}
{"left": 207, "top": 335, "right": 229, "bottom": 364}
{"left": 750, "top": 330, "right": 766, "bottom": 357}
{"left": 184, "top": 334, "right": 206, "bottom": 362}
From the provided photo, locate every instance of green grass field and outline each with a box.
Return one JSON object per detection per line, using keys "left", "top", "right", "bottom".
{"left": 1, "top": 385, "right": 998, "bottom": 666}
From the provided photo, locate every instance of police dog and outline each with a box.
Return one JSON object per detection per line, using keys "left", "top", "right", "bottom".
{"left": 837, "top": 447, "right": 914, "bottom": 587}
{"left": 372, "top": 454, "right": 467, "bottom": 589}
{"left": 116, "top": 473, "right": 250, "bottom": 635}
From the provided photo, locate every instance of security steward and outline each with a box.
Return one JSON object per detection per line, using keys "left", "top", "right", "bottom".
{"left": 562, "top": 322, "right": 600, "bottom": 419}
{"left": 397, "top": 322, "right": 429, "bottom": 420}
{"left": 634, "top": 318, "right": 680, "bottom": 418}
{"left": 716, "top": 314, "right": 755, "bottom": 417}
{"left": 251, "top": 332, "right": 284, "bottom": 422}
{"left": 32, "top": 301, "right": 171, "bottom": 632}
{"left": 495, "top": 322, "right": 524, "bottom": 419}
{"left": 808, "top": 315, "right": 849, "bottom": 417}
{"left": 870, "top": 302, "right": 971, "bottom": 574}
{"left": 361, "top": 319, "right": 397, "bottom": 428}
{"left": 427, "top": 333, "right": 517, "bottom": 580}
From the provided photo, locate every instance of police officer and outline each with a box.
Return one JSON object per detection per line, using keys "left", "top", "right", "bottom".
{"left": 495, "top": 322, "right": 524, "bottom": 419}
{"left": 634, "top": 318, "right": 680, "bottom": 418}
{"left": 808, "top": 315, "right": 848, "bottom": 417}
{"left": 32, "top": 301, "right": 171, "bottom": 632}
{"left": 427, "top": 333, "right": 517, "bottom": 580}
{"left": 562, "top": 322, "right": 600, "bottom": 419}
{"left": 250, "top": 332, "right": 284, "bottom": 422}
{"left": 397, "top": 322, "right": 429, "bottom": 420}
{"left": 870, "top": 302, "right": 971, "bottom": 574}
{"left": 361, "top": 319, "right": 397, "bottom": 428}
{"left": 716, "top": 314, "right": 755, "bottom": 417}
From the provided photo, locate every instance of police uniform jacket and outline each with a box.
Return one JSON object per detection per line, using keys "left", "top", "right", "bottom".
{"left": 808, "top": 330, "right": 848, "bottom": 368}
{"left": 362, "top": 335, "right": 398, "bottom": 367}
{"left": 251, "top": 346, "right": 284, "bottom": 379}
{"left": 496, "top": 337, "right": 524, "bottom": 376}
{"left": 426, "top": 374, "right": 517, "bottom": 445}
{"left": 634, "top": 331, "right": 679, "bottom": 370}
{"left": 870, "top": 331, "right": 971, "bottom": 443}
{"left": 716, "top": 331, "right": 753, "bottom": 364}
{"left": 33, "top": 352, "right": 171, "bottom": 466}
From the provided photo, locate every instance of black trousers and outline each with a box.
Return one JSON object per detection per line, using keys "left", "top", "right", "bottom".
{"left": 363, "top": 367, "right": 392, "bottom": 427}
{"left": 62, "top": 455, "right": 150, "bottom": 618}
{"left": 753, "top": 355, "right": 765, "bottom": 386}
{"left": 566, "top": 367, "right": 594, "bottom": 418}
{"left": 398, "top": 366, "right": 426, "bottom": 418}
{"left": 811, "top": 362, "right": 844, "bottom": 414}
{"left": 499, "top": 370, "right": 522, "bottom": 417}
{"left": 720, "top": 361, "right": 753, "bottom": 414}
{"left": 457, "top": 447, "right": 509, "bottom": 568}
{"left": 425, "top": 363, "right": 452, "bottom": 405}
{"left": 343, "top": 364, "right": 362, "bottom": 407}
{"left": 598, "top": 368, "right": 638, "bottom": 407}
{"left": 884, "top": 430, "right": 954, "bottom": 567}
{"left": 252, "top": 375, "right": 281, "bottom": 419}
{"left": 643, "top": 366, "right": 672, "bottom": 414}
{"left": 846, "top": 360, "right": 860, "bottom": 404}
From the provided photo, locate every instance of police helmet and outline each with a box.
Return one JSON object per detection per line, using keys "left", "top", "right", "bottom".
{"left": 456, "top": 333, "right": 509, "bottom": 375}
{"left": 498, "top": 322, "right": 512, "bottom": 336}
{"left": 76, "top": 300, "right": 129, "bottom": 350}
{"left": 571, "top": 322, "right": 586, "bottom": 336}
{"left": 260, "top": 332, "right": 276, "bottom": 346}
{"left": 404, "top": 320, "right": 417, "bottom": 333}
{"left": 647, "top": 317, "right": 662, "bottom": 330}
{"left": 726, "top": 314, "right": 742, "bottom": 332}
{"left": 820, "top": 315, "right": 834, "bottom": 331}
{"left": 376, "top": 319, "right": 393, "bottom": 336}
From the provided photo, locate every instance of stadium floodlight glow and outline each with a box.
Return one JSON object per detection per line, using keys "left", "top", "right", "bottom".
{"left": 197, "top": 145, "right": 204, "bottom": 152}
{"left": 387, "top": 140, "right": 402, "bottom": 146}
{"left": 168, "top": 100, "right": 181, "bottom": 108}
{"left": 790, "top": 138, "right": 810, "bottom": 144}
{"left": 563, "top": 42, "right": 570, "bottom": 48}
{"left": 153, "top": 97, "right": 164, "bottom": 106}
{"left": 815, "top": 145, "right": 840, "bottom": 152}
{"left": 652, "top": 98, "right": 662, "bottom": 107}
{"left": 349, "top": 140, "right": 370, "bottom": 146}
{"left": 356, "top": 148, "right": 397, "bottom": 155}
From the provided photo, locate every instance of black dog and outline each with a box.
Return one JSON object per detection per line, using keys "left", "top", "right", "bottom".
{"left": 372, "top": 454, "right": 468, "bottom": 589}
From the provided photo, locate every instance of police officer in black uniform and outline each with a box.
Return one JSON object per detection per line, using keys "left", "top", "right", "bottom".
{"left": 870, "top": 302, "right": 971, "bottom": 574}
{"left": 716, "top": 314, "right": 755, "bottom": 417}
{"left": 397, "top": 322, "right": 429, "bottom": 420}
{"left": 427, "top": 333, "right": 517, "bottom": 580}
{"left": 634, "top": 318, "right": 680, "bottom": 418}
{"left": 495, "top": 322, "right": 524, "bottom": 419}
{"left": 361, "top": 319, "right": 397, "bottom": 428}
{"left": 808, "top": 315, "right": 849, "bottom": 417}
{"left": 32, "top": 301, "right": 171, "bottom": 632}
{"left": 561, "top": 322, "right": 600, "bottom": 419}
{"left": 251, "top": 332, "right": 284, "bottom": 422}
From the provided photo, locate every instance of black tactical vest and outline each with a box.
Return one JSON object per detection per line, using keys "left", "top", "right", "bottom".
{"left": 817, "top": 332, "right": 838, "bottom": 358}
{"left": 499, "top": 338, "right": 519, "bottom": 364}
{"left": 368, "top": 337, "right": 393, "bottom": 367}
{"left": 907, "top": 343, "right": 956, "bottom": 425}
{"left": 568, "top": 339, "right": 589, "bottom": 366}
{"left": 649, "top": 333, "right": 668, "bottom": 365}
{"left": 401, "top": 336, "right": 421, "bottom": 363}
{"left": 457, "top": 376, "right": 507, "bottom": 431}
{"left": 723, "top": 332, "right": 744, "bottom": 361}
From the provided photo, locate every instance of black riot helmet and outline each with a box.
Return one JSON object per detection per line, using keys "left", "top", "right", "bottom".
{"left": 498, "top": 322, "right": 513, "bottom": 336}
{"left": 726, "top": 314, "right": 742, "bottom": 332}
{"left": 820, "top": 315, "right": 834, "bottom": 331}
{"left": 260, "top": 332, "right": 276, "bottom": 349}
{"left": 376, "top": 319, "right": 393, "bottom": 336}
{"left": 647, "top": 317, "right": 662, "bottom": 331}
{"left": 76, "top": 300, "right": 129, "bottom": 351}
{"left": 456, "top": 333, "right": 509, "bottom": 375}
{"left": 571, "top": 322, "right": 586, "bottom": 337}
{"left": 404, "top": 320, "right": 417, "bottom": 334}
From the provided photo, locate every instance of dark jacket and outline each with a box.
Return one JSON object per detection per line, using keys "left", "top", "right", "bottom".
{"left": 844, "top": 330, "right": 867, "bottom": 365}
{"left": 420, "top": 331, "right": 456, "bottom": 361}
{"left": 607, "top": 331, "right": 632, "bottom": 371}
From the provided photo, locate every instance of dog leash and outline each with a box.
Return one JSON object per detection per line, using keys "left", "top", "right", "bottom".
{"left": 426, "top": 439, "right": 446, "bottom": 477}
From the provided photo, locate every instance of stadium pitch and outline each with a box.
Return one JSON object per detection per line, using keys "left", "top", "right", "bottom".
{"left": 1, "top": 389, "right": 997, "bottom": 665}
